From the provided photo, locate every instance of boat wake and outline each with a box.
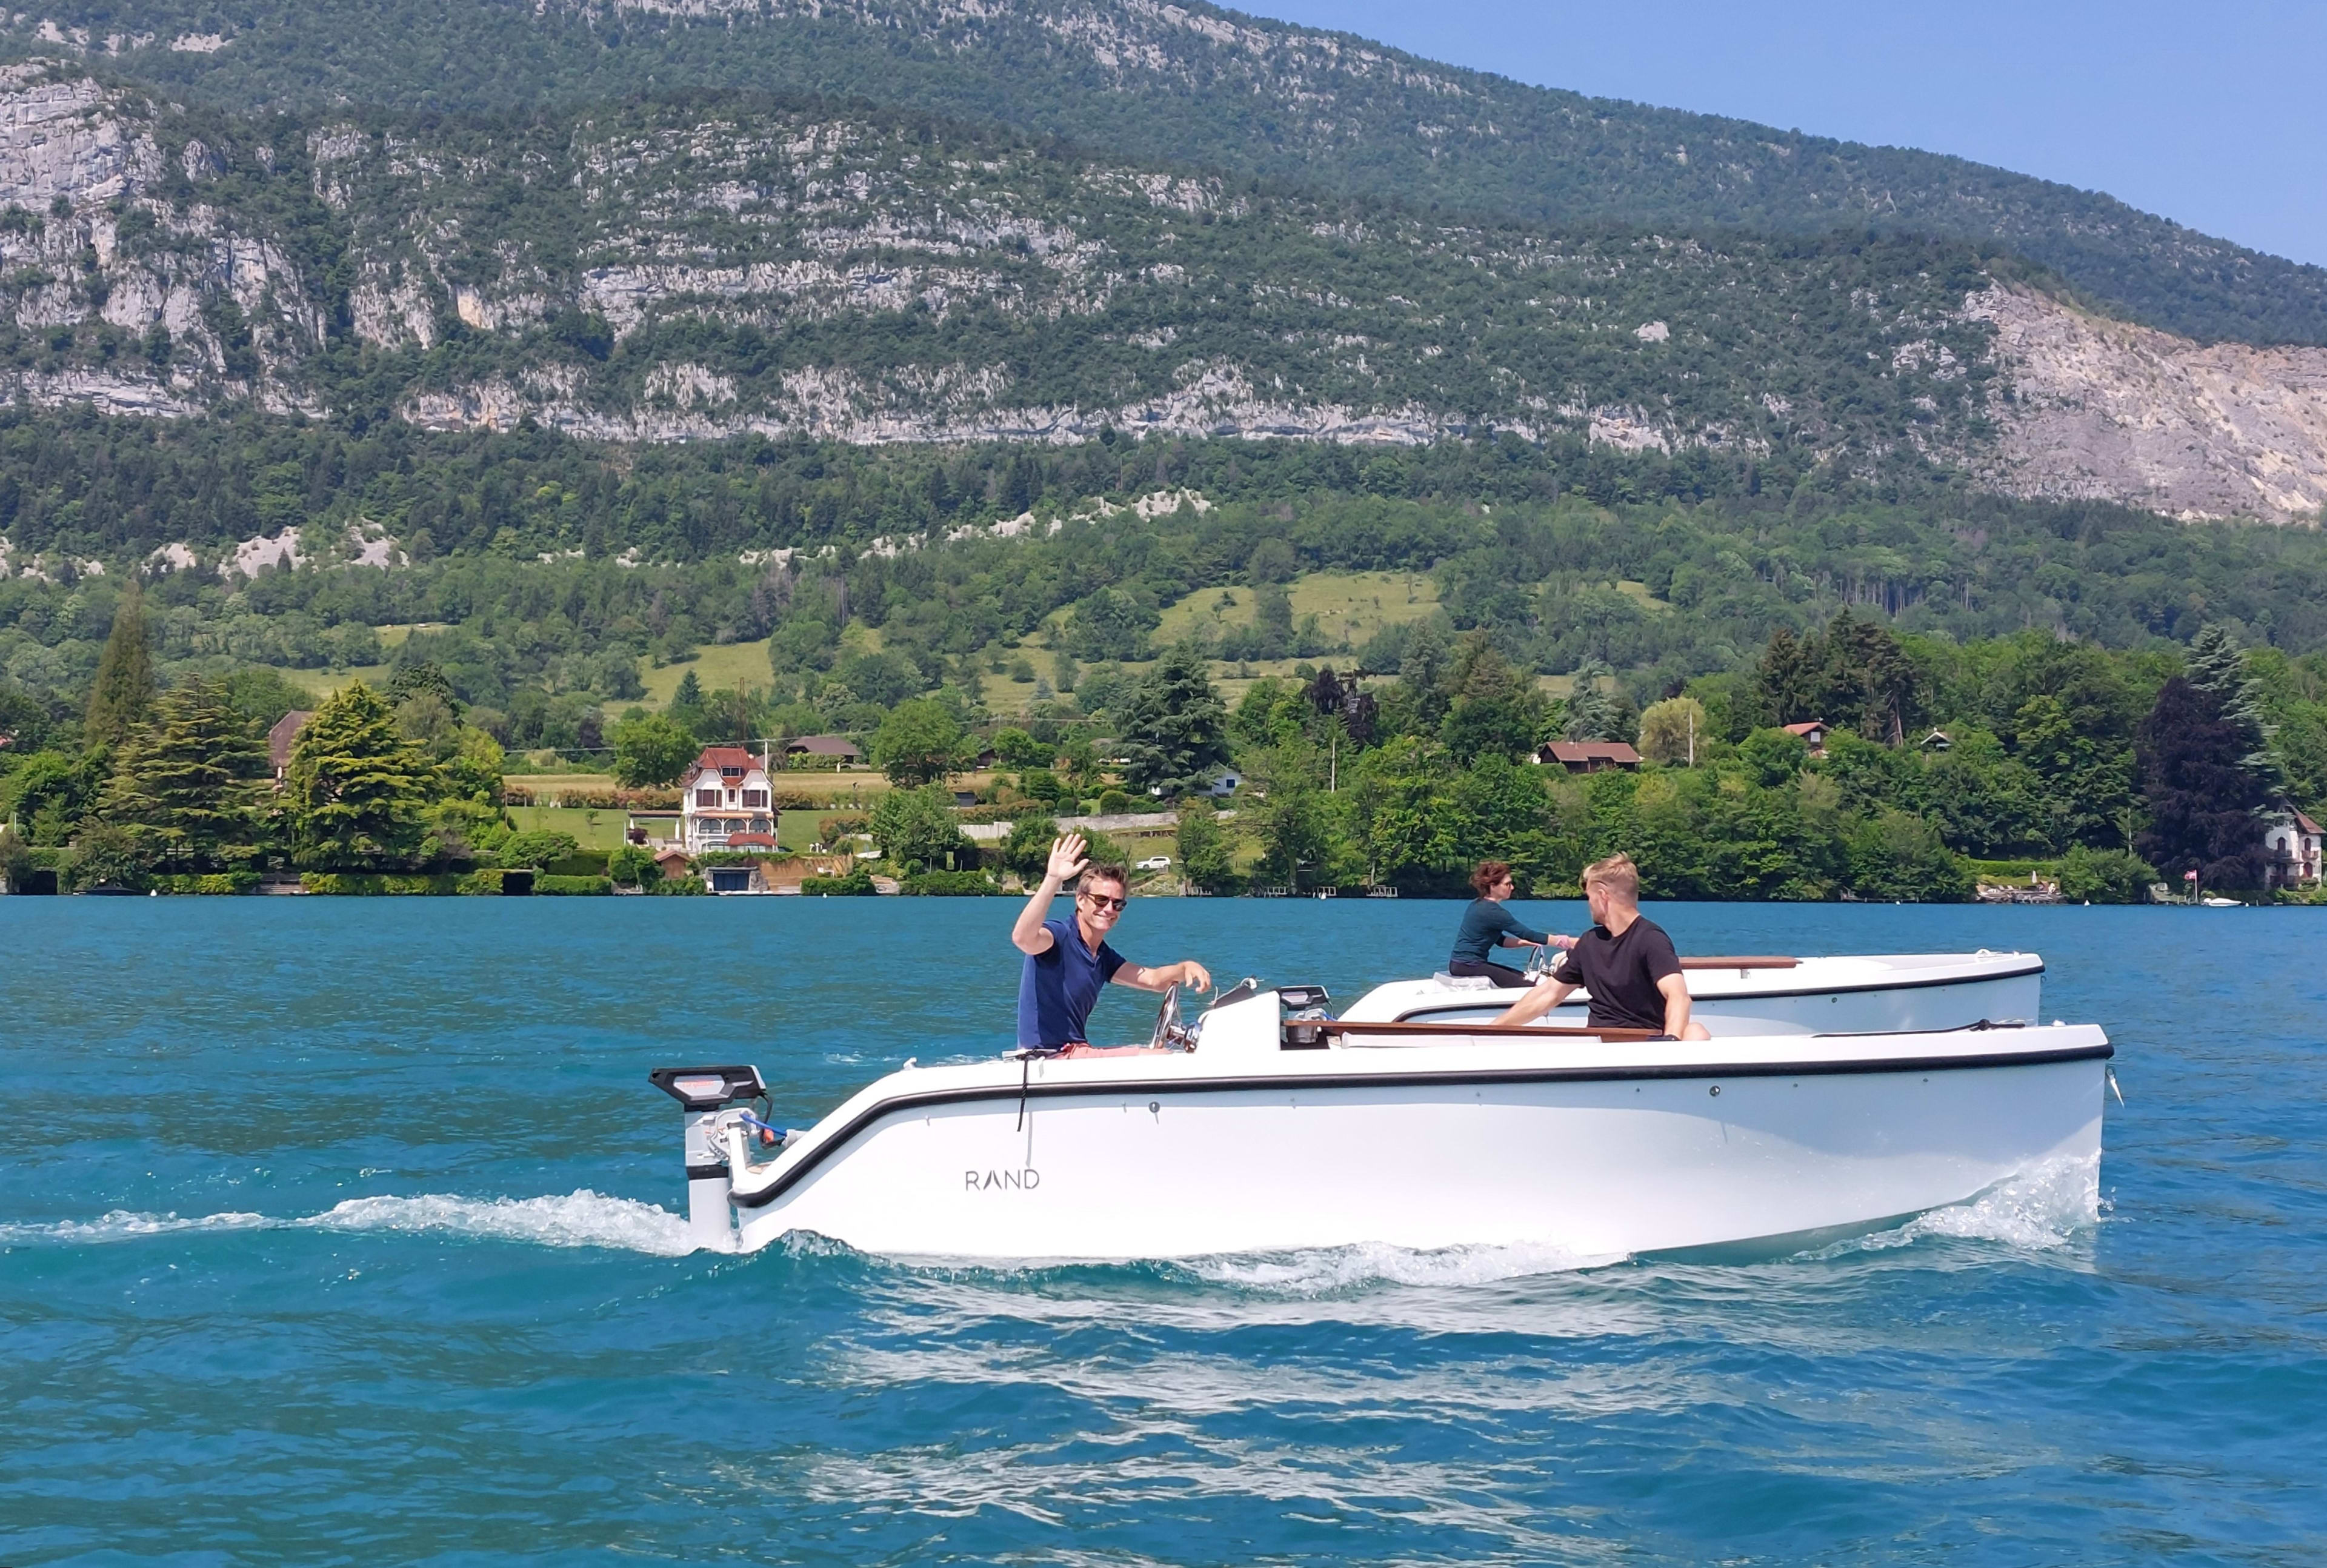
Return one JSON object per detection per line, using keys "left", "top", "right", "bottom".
{"left": 1184, "top": 1237, "right": 1626, "bottom": 1295}
{"left": 305, "top": 1191, "right": 697, "bottom": 1255}
{"left": 1, "top": 1190, "right": 696, "bottom": 1257}
{"left": 1811, "top": 1153, "right": 2104, "bottom": 1259}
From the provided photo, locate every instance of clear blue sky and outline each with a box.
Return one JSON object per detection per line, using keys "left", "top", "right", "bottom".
{"left": 1248, "top": 0, "right": 2327, "bottom": 268}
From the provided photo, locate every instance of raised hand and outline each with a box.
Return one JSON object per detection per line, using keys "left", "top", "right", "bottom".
{"left": 1046, "top": 832, "right": 1090, "bottom": 885}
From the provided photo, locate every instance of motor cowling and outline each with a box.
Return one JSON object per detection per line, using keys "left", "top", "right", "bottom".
{"left": 650, "top": 1065, "right": 768, "bottom": 1251}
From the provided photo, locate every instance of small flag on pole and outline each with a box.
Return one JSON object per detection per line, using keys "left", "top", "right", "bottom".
{"left": 2183, "top": 870, "right": 2199, "bottom": 880}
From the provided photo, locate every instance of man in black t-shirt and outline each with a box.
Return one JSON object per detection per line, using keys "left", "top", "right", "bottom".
{"left": 1491, "top": 853, "right": 1709, "bottom": 1039}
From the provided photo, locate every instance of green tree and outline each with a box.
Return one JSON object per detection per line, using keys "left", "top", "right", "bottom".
{"left": 2057, "top": 844, "right": 2157, "bottom": 904}
{"left": 1637, "top": 696, "right": 1708, "bottom": 765}
{"left": 103, "top": 678, "right": 267, "bottom": 871}
{"left": 1174, "top": 796, "right": 1239, "bottom": 892}
{"left": 84, "top": 583, "right": 155, "bottom": 749}
{"left": 1347, "top": 736, "right": 1460, "bottom": 886}
{"left": 63, "top": 822, "right": 154, "bottom": 892}
{"left": 991, "top": 726, "right": 1051, "bottom": 769}
{"left": 869, "top": 783, "right": 969, "bottom": 871}
{"left": 287, "top": 683, "right": 438, "bottom": 869}
{"left": 608, "top": 843, "right": 662, "bottom": 888}
{"left": 1561, "top": 659, "right": 1618, "bottom": 743}
{"left": 611, "top": 712, "right": 699, "bottom": 787}
{"left": 2136, "top": 674, "right": 2269, "bottom": 889}
{"left": 1117, "top": 645, "right": 1231, "bottom": 798}
{"left": 1002, "top": 813, "right": 1060, "bottom": 879}
{"left": 500, "top": 828, "right": 581, "bottom": 868}
{"left": 871, "top": 697, "right": 964, "bottom": 786}
{"left": 442, "top": 726, "right": 507, "bottom": 805}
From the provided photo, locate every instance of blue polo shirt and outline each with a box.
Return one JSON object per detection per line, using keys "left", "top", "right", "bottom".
{"left": 1017, "top": 916, "right": 1127, "bottom": 1049}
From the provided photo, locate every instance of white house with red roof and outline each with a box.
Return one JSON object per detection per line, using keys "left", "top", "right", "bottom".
{"left": 2265, "top": 808, "right": 2323, "bottom": 886}
{"left": 681, "top": 745, "right": 779, "bottom": 853}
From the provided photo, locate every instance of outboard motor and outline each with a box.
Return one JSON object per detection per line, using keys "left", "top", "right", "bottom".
{"left": 650, "top": 1065, "right": 768, "bottom": 1251}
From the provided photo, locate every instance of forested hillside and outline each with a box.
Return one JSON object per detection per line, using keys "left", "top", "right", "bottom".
{"left": 0, "top": 67, "right": 2005, "bottom": 473}
{"left": 6, "top": 0, "right": 2324, "bottom": 346}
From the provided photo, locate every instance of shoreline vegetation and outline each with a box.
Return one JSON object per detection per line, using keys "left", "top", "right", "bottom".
{"left": 3, "top": 553, "right": 2315, "bottom": 902}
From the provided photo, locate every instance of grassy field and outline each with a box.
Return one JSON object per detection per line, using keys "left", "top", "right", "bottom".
{"left": 1156, "top": 570, "right": 1440, "bottom": 651}
{"left": 639, "top": 639, "right": 776, "bottom": 708}
{"left": 504, "top": 803, "right": 633, "bottom": 852}
{"left": 272, "top": 665, "right": 391, "bottom": 700}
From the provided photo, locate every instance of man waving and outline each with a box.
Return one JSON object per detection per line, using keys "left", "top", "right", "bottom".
{"left": 1011, "top": 834, "right": 1212, "bottom": 1057}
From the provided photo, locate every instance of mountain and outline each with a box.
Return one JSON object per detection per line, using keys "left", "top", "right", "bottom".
{"left": 2, "top": 64, "right": 2322, "bottom": 523}
{"left": 4, "top": 0, "right": 2325, "bottom": 351}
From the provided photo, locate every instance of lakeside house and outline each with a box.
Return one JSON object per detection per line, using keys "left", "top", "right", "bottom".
{"left": 267, "top": 710, "right": 313, "bottom": 788}
{"left": 2265, "top": 809, "right": 2324, "bottom": 887}
{"left": 784, "top": 734, "right": 861, "bottom": 767}
{"left": 680, "top": 745, "right": 777, "bottom": 853}
{"left": 1534, "top": 740, "right": 1641, "bottom": 774}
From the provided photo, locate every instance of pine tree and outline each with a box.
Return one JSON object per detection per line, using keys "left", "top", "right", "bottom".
{"left": 2136, "top": 675, "right": 2268, "bottom": 889}
{"left": 105, "top": 678, "right": 268, "bottom": 871}
{"left": 287, "top": 682, "right": 438, "bottom": 869}
{"left": 84, "top": 583, "right": 155, "bottom": 748}
{"left": 1116, "top": 645, "right": 1231, "bottom": 798}
{"left": 1562, "top": 659, "right": 1616, "bottom": 742}
{"left": 2183, "top": 623, "right": 2281, "bottom": 791}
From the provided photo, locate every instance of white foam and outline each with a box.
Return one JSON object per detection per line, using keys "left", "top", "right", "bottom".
{"left": 302, "top": 1191, "right": 697, "bottom": 1256}
{"left": 1185, "top": 1237, "right": 1622, "bottom": 1295}
{"left": 1815, "top": 1154, "right": 2103, "bottom": 1258}
{"left": 0, "top": 1208, "right": 273, "bottom": 1244}
{"left": 2, "top": 1192, "right": 697, "bottom": 1257}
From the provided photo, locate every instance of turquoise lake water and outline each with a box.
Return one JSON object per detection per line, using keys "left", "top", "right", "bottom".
{"left": 3, "top": 896, "right": 2323, "bottom": 1564}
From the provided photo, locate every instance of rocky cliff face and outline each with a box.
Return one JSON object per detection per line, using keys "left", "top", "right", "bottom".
{"left": 0, "top": 66, "right": 1993, "bottom": 465}
{"left": 1972, "top": 286, "right": 2327, "bottom": 522}
{"left": 2, "top": 64, "right": 2323, "bottom": 522}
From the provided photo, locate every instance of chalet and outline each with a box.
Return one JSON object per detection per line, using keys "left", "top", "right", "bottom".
{"left": 1919, "top": 729, "right": 1952, "bottom": 752}
{"left": 267, "top": 710, "right": 314, "bottom": 788}
{"left": 1534, "top": 740, "right": 1641, "bottom": 774}
{"left": 2265, "top": 809, "right": 2324, "bottom": 887}
{"left": 784, "top": 734, "right": 861, "bottom": 766}
{"left": 1782, "top": 720, "right": 1828, "bottom": 756}
{"left": 681, "top": 745, "right": 777, "bottom": 854}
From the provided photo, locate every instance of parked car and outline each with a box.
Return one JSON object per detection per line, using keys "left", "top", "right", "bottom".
{"left": 1136, "top": 855, "right": 1173, "bottom": 871}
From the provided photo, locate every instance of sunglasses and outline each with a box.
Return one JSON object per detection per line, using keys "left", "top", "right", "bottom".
{"left": 1080, "top": 891, "right": 1127, "bottom": 911}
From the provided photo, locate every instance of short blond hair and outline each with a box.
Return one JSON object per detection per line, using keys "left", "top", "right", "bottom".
{"left": 1580, "top": 852, "right": 1639, "bottom": 901}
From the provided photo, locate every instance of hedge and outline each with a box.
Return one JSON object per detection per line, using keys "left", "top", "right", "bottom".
{"left": 802, "top": 869, "right": 878, "bottom": 895}
{"left": 300, "top": 872, "right": 459, "bottom": 895}
{"left": 150, "top": 872, "right": 261, "bottom": 895}
{"left": 534, "top": 874, "right": 613, "bottom": 895}
{"left": 901, "top": 869, "right": 1000, "bottom": 895}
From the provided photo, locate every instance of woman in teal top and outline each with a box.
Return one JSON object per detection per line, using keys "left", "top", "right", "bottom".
{"left": 1449, "top": 861, "right": 1568, "bottom": 988}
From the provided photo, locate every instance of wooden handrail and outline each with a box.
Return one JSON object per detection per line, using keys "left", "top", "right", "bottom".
{"left": 1678, "top": 956, "right": 1799, "bottom": 969}
{"left": 1315, "top": 1019, "right": 1664, "bottom": 1042}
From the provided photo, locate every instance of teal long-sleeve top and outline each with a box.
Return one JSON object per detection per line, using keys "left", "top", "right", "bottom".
{"left": 1450, "top": 899, "right": 1548, "bottom": 965}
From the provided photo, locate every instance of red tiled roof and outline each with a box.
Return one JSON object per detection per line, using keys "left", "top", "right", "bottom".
{"left": 2295, "top": 808, "right": 2325, "bottom": 837}
{"left": 1781, "top": 720, "right": 1826, "bottom": 737}
{"left": 724, "top": 832, "right": 777, "bottom": 849}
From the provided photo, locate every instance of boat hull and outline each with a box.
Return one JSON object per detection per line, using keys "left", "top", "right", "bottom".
{"left": 728, "top": 1027, "right": 2105, "bottom": 1261}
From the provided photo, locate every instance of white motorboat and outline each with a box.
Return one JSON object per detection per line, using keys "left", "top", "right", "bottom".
{"left": 1340, "top": 950, "right": 2044, "bottom": 1036}
{"left": 651, "top": 978, "right": 2108, "bottom": 1262}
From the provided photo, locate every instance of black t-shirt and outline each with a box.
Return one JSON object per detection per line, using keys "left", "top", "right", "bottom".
{"left": 1551, "top": 916, "right": 1683, "bottom": 1031}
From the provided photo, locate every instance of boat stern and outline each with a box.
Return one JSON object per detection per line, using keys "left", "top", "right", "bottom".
{"left": 648, "top": 1064, "right": 769, "bottom": 1252}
